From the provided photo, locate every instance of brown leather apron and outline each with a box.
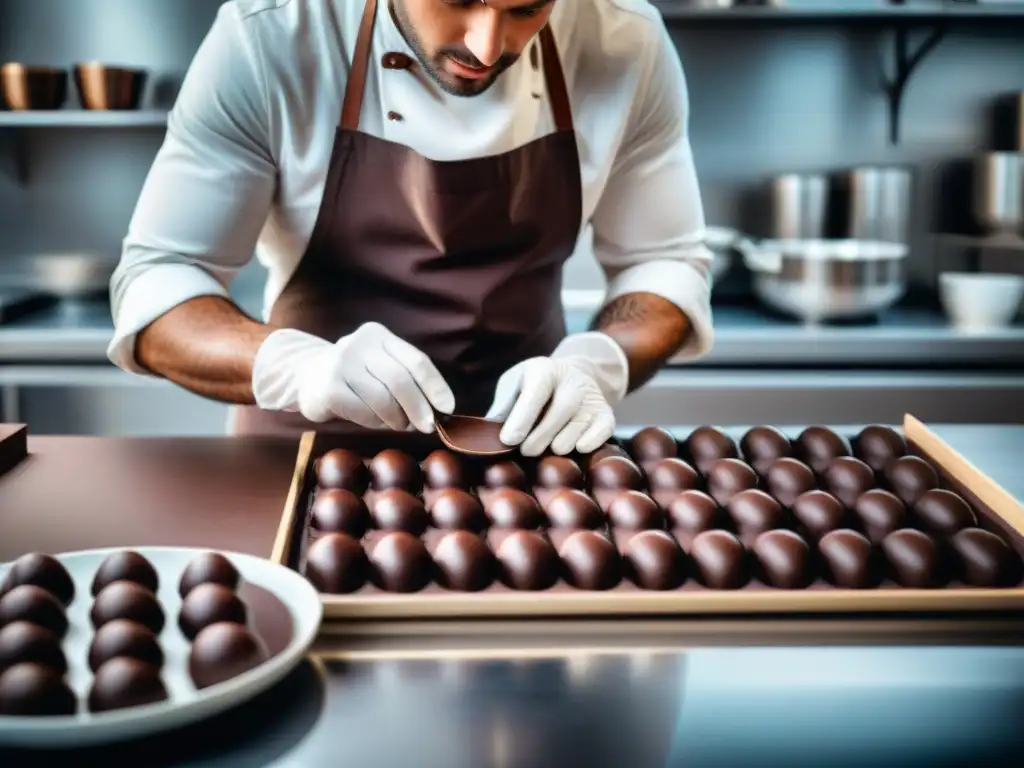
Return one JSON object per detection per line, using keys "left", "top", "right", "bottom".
{"left": 232, "top": 0, "right": 582, "bottom": 437}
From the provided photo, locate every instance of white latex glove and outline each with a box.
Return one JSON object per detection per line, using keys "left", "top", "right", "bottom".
{"left": 251, "top": 322, "right": 455, "bottom": 432}
{"left": 486, "top": 332, "right": 630, "bottom": 457}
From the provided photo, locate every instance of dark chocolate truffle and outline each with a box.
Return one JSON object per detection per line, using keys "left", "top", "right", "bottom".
{"left": 558, "top": 531, "right": 621, "bottom": 590}
{"left": 422, "top": 450, "right": 469, "bottom": 489}
{"left": 606, "top": 491, "right": 663, "bottom": 530}
{"left": 0, "top": 553, "right": 75, "bottom": 606}
{"left": 589, "top": 456, "right": 645, "bottom": 491}
{"left": 370, "top": 532, "right": 433, "bottom": 593}
{"left": 311, "top": 489, "right": 371, "bottom": 537}
{"left": 666, "top": 491, "right": 720, "bottom": 535}
{"left": 689, "top": 530, "right": 747, "bottom": 589}
{"left": 685, "top": 426, "right": 739, "bottom": 474}
{"left": 885, "top": 456, "right": 939, "bottom": 507}
{"left": 881, "top": 529, "right": 945, "bottom": 588}
{"left": 485, "top": 488, "right": 543, "bottom": 529}
{"left": 188, "top": 622, "right": 269, "bottom": 689}
{"left": 370, "top": 449, "right": 422, "bottom": 492}
{"left": 740, "top": 426, "right": 793, "bottom": 477}
{"left": 90, "top": 581, "right": 165, "bottom": 634}
{"left": 854, "top": 424, "right": 907, "bottom": 474}
{"left": 317, "top": 449, "right": 370, "bottom": 493}
{"left": 796, "top": 427, "right": 851, "bottom": 476}
{"left": 728, "top": 489, "right": 784, "bottom": 538}
{"left": 823, "top": 456, "right": 876, "bottom": 509}
{"left": 914, "top": 489, "right": 977, "bottom": 536}
{"left": 792, "top": 490, "right": 847, "bottom": 541}
{"left": 178, "top": 552, "right": 241, "bottom": 598}
{"left": 0, "top": 663, "right": 76, "bottom": 716}
{"left": 629, "top": 427, "right": 679, "bottom": 463}
{"left": 706, "top": 458, "right": 758, "bottom": 507}
{"left": 545, "top": 489, "right": 604, "bottom": 529}
{"left": 91, "top": 550, "right": 159, "bottom": 597}
{"left": 88, "top": 657, "right": 168, "bottom": 712}
{"left": 625, "top": 531, "right": 686, "bottom": 590}
{"left": 372, "top": 489, "right": 429, "bottom": 535}
{"left": 586, "top": 444, "right": 629, "bottom": 468}
{"left": 484, "top": 461, "right": 529, "bottom": 490}
{"left": 430, "top": 489, "right": 486, "bottom": 532}
{"left": 178, "top": 583, "right": 247, "bottom": 641}
{"left": 0, "top": 586, "right": 68, "bottom": 638}
{"left": 88, "top": 620, "right": 164, "bottom": 672}
{"left": 304, "top": 533, "right": 369, "bottom": 594}
{"left": 536, "top": 456, "right": 584, "bottom": 489}
{"left": 753, "top": 530, "right": 811, "bottom": 589}
{"left": 950, "top": 528, "right": 1022, "bottom": 587}
{"left": 766, "top": 458, "right": 816, "bottom": 508}
{"left": 433, "top": 531, "right": 494, "bottom": 592}
{"left": 818, "top": 529, "right": 878, "bottom": 589}
{"left": 647, "top": 458, "right": 701, "bottom": 493}
{"left": 854, "top": 489, "right": 907, "bottom": 545}
{"left": 0, "top": 622, "right": 66, "bottom": 675}
{"left": 495, "top": 531, "right": 560, "bottom": 591}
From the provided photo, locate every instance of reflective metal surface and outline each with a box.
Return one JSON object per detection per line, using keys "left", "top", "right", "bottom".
{"left": 973, "top": 152, "right": 1024, "bottom": 235}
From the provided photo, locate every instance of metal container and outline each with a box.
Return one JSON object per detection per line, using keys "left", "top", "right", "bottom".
{"left": 2, "top": 252, "right": 116, "bottom": 298}
{"left": 770, "top": 174, "right": 828, "bottom": 239}
{"left": 972, "top": 152, "right": 1024, "bottom": 235}
{"left": 833, "top": 166, "right": 913, "bottom": 243}
{"left": 73, "top": 63, "right": 147, "bottom": 110}
{"left": 0, "top": 63, "right": 67, "bottom": 111}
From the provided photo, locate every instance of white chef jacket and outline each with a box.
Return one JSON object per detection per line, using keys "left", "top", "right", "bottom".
{"left": 107, "top": 0, "right": 715, "bottom": 375}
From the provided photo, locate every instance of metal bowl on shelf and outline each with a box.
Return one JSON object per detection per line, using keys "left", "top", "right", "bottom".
{"left": 972, "top": 152, "right": 1024, "bottom": 236}
{"left": 73, "top": 63, "right": 147, "bottom": 110}
{"left": 0, "top": 63, "right": 68, "bottom": 110}
{"left": 2, "top": 252, "right": 116, "bottom": 299}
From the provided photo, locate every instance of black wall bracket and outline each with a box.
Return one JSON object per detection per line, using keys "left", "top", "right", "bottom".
{"left": 882, "top": 22, "right": 948, "bottom": 145}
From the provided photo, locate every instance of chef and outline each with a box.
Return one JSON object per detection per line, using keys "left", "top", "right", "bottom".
{"left": 107, "top": 0, "right": 715, "bottom": 456}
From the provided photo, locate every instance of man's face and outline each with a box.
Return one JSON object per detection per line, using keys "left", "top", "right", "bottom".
{"left": 391, "top": 0, "right": 556, "bottom": 97}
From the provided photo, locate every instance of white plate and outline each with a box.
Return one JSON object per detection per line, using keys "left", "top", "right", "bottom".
{"left": 0, "top": 546, "right": 323, "bottom": 748}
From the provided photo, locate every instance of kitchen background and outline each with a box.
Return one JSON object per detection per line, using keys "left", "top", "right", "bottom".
{"left": 0, "top": 0, "right": 1022, "bottom": 435}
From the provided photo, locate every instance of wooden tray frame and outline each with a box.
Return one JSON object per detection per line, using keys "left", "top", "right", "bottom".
{"left": 270, "top": 415, "right": 1024, "bottom": 621}
{"left": 0, "top": 423, "right": 28, "bottom": 480}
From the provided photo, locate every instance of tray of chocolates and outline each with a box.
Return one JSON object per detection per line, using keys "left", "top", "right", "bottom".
{"left": 0, "top": 546, "right": 322, "bottom": 748}
{"left": 270, "top": 414, "right": 1024, "bottom": 621}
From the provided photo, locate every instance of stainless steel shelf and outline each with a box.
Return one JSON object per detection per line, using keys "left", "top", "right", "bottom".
{"left": 0, "top": 111, "right": 168, "bottom": 128}
{"left": 654, "top": 2, "right": 1024, "bottom": 22}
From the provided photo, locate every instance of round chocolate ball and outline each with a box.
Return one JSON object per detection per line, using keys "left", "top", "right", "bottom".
{"left": 88, "top": 657, "right": 168, "bottom": 713}
{"left": 372, "top": 489, "right": 429, "bottom": 535}
{"left": 854, "top": 489, "right": 908, "bottom": 545}
{"left": 430, "top": 489, "right": 486, "bottom": 532}
{"left": 796, "top": 426, "right": 851, "bottom": 476}
{"left": 304, "top": 533, "right": 369, "bottom": 594}
{"left": 495, "top": 531, "right": 560, "bottom": 591}
{"left": 706, "top": 458, "right": 758, "bottom": 507}
{"left": 914, "top": 489, "right": 977, "bottom": 536}
{"left": 586, "top": 444, "right": 630, "bottom": 468}
{"left": 818, "top": 529, "right": 878, "bottom": 589}
{"left": 433, "top": 531, "right": 495, "bottom": 592}
{"left": 178, "top": 583, "right": 247, "bottom": 641}
{"left": 647, "top": 458, "right": 701, "bottom": 493}
{"left": 881, "top": 529, "right": 945, "bottom": 588}
{"left": 765, "top": 458, "right": 816, "bottom": 509}
{"left": 686, "top": 426, "right": 739, "bottom": 474}
{"left": 90, "top": 581, "right": 165, "bottom": 634}
{"left": 740, "top": 426, "right": 793, "bottom": 477}
{"left": 666, "top": 491, "right": 720, "bottom": 535}
{"left": 91, "top": 550, "right": 159, "bottom": 597}
{"left": 178, "top": 552, "right": 241, "bottom": 598}
{"left": 629, "top": 427, "right": 678, "bottom": 463}
{"left": 545, "top": 489, "right": 604, "bottom": 529}
{"left": 854, "top": 424, "right": 907, "bottom": 474}
{"left": 536, "top": 456, "right": 584, "bottom": 489}
{"left": 0, "top": 585, "right": 68, "bottom": 638}
{"left": 422, "top": 450, "right": 469, "bottom": 490}
{"left": 369, "top": 449, "right": 422, "bottom": 492}
{"left": 188, "top": 622, "right": 269, "bottom": 689}
{"left": 311, "top": 489, "right": 371, "bottom": 537}
{"left": 0, "top": 662, "right": 76, "bottom": 716}
{"left": 317, "top": 449, "right": 370, "bottom": 492}
{"left": 0, "top": 622, "right": 66, "bottom": 675}
{"left": 0, "top": 553, "right": 75, "bottom": 606}
{"left": 484, "top": 461, "right": 529, "bottom": 490}
{"left": 559, "top": 531, "right": 621, "bottom": 590}
{"left": 606, "top": 491, "right": 663, "bottom": 530}
{"left": 689, "top": 530, "right": 747, "bottom": 589}
{"left": 485, "top": 488, "right": 543, "bottom": 529}
{"left": 792, "top": 490, "right": 847, "bottom": 541}
{"left": 88, "top": 619, "right": 164, "bottom": 672}
{"left": 950, "top": 528, "right": 1022, "bottom": 587}
{"left": 626, "top": 531, "right": 686, "bottom": 590}
{"left": 728, "top": 489, "right": 784, "bottom": 539}
{"left": 823, "top": 456, "right": 877, "bottom": 509}
{"left": 589, "top": 456, "right": 645, "bottom": 492}
{"left": 885, "top": 456, "right": 939, "bottom": 507}
{"left": 370, "top": 532, "right": 433, "bottom": 593}
{"left": 754, "top": 530, "right": 812, "bottom": 589}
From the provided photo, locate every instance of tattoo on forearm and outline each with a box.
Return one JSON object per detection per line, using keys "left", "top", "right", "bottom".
{"left": 591, "top": 294, "right": 649, "bottom": 328}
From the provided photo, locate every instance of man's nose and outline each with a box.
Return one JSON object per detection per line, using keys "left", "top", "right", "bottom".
{"left": 464, "top": 12, "right": 503, "bottom": 67}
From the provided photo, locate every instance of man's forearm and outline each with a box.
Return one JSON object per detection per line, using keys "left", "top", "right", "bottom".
{"left": 135, "top": 296, "right": 277, "bottom": 404}
{"left": 590, "top": 291, "right": 690, "bottom": 392}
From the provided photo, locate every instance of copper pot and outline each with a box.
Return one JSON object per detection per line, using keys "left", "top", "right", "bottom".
{"left": 73, "top": 63, "right": 147, "bottom": 110}
{"left": 0, "top": 63, "right": 68, "bottom": 110}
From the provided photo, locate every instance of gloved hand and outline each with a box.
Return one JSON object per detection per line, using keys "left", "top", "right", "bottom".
{"left": 486, "top": 332, "right": 630, "bottom": 456}
{"left": 251, "top": 322, "right": 455, "bottom": 432}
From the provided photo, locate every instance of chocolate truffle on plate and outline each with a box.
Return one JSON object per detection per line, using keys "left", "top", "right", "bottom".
{"left": 795, "top": 426, "right": 851, "bottom": 476}
{"left": 0, "top": 622, "right": 66, "bottom": 675}
{"left": 689, "top": 530, "right": 747, "bottom": 589}
{"left": 430, "top": 488, "right": 486, "bottom": 531}
{"left": 559, "top": 531, "right": 622, "bottom": 590}
{"left": 91, "top": 550, "right": 160, "bottom": 596}
{"left": 728, "top": 489, "right": 784, "bottom": 540}
{"left": 0, "top": 662, "right": 76, "bottom": 716}
{"left": 792, "top": 490, "right": 847, "bottom": 541}
{"left": 685, "top": 426, "right": 739, "bottom": 474}
{"left": 625, "top": 530, "right": 686, "bottom": 590}
{"left": 628, "top": 426, "right": 679, "bottom": 463}
{"left": 586, "top": 443, "right": 629, "bottom": 468}
{"left": 311, "top": 489, "right": 371, "bottom": 537}
{"left": 823, "top": 456, "right": 877, "bottom": 509}
{"left": 178, "top": 583, "right": 247, "bottom": 641}
{"left": 536, "top": 456, "right": 585, "bottom": 489}
{"left": 484, "top": 460, "right": 529, "bottom": 490}
{"left": 854, "top": 489, "right": 907, "bottom": 545}
{"left": 666, "top": 491, "right": 720, "bottom": 535}
{"left": 765, "top": 458, "right": 816, "bottom": 508}
{"left": 88, "top": 619, "right": 164, "bottom": 672}
{"left": 606, "top": 491, "right": 663, "bottom": 530}
{"left": 545, "top": 489, "right": 604, "bottom": 529}
{"left": 370, "top": 532, "right": 433, "bottom": 593}
{"left": 589, "top": 456, "right": 645, "bottom": 491}
{"left": 90, "top": 581, "right": 165, "bottom": 634}
{"left": 949, "top": 528, "right": 1022, "bottom": 587}
{"left": 753, "top": 530, "right": 812, "bottom": 589}
{"left": 885, "top": 455, "right": 939, "bottom": 507}
{"left": 818, "top": 529, "right": 878, "bottom": 589}
{"left": 881, "top": 529, "right": 946, "bottom": 588}
{"left": 178, "top": 552, "right": 241, "bottom": 598}
{"left": 485, "top": 488, "right": 543, "bottom": 529}
{"left": 740, "top": 426, "right": 793, "bottom": 477}
{"left": 88, "top": 657, "right": 168, "bottom": 712}
{"left": 433, "top": 531, "right": 495, "bottom": 592}
{"left": 370, "top": 449, "right": 422, "bottom": 492}
{"left": 304, "top": 533, "right": 369, "bottom": 594}
{"left": 854, "top": 425, "right": 906, "bottom": 474}
{"left": 706, "top": 458, "right": 758, "bottom": 507}
{"left": 0, "top": 586, "right": 68, "bottom": 638}
{"left": 495, "top": 531, "right": 559, "bottom": 591}
{"left": 0, "top": 553, "right": 75, "bottom": 606}
{"left": 422, "top": 449, "right": 469, "bottom": 490}
{"left": 188, "top": 622, "right": 269, "bottom": 689}
{"left": 372, "top": 489, "right": 429, "bottom": 535}
{"left": 913, "top": 489, "right": 977, "bottom": 536}
{"left": 317, "top": 448, "right": 370, "bottom": 492}
{"left": 647, "top": 458, "right": 701, "bottom": 493}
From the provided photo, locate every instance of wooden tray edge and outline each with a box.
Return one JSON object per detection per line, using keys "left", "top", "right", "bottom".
{"left": 0, "top": 423, "right": 28, "bottom": 480}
